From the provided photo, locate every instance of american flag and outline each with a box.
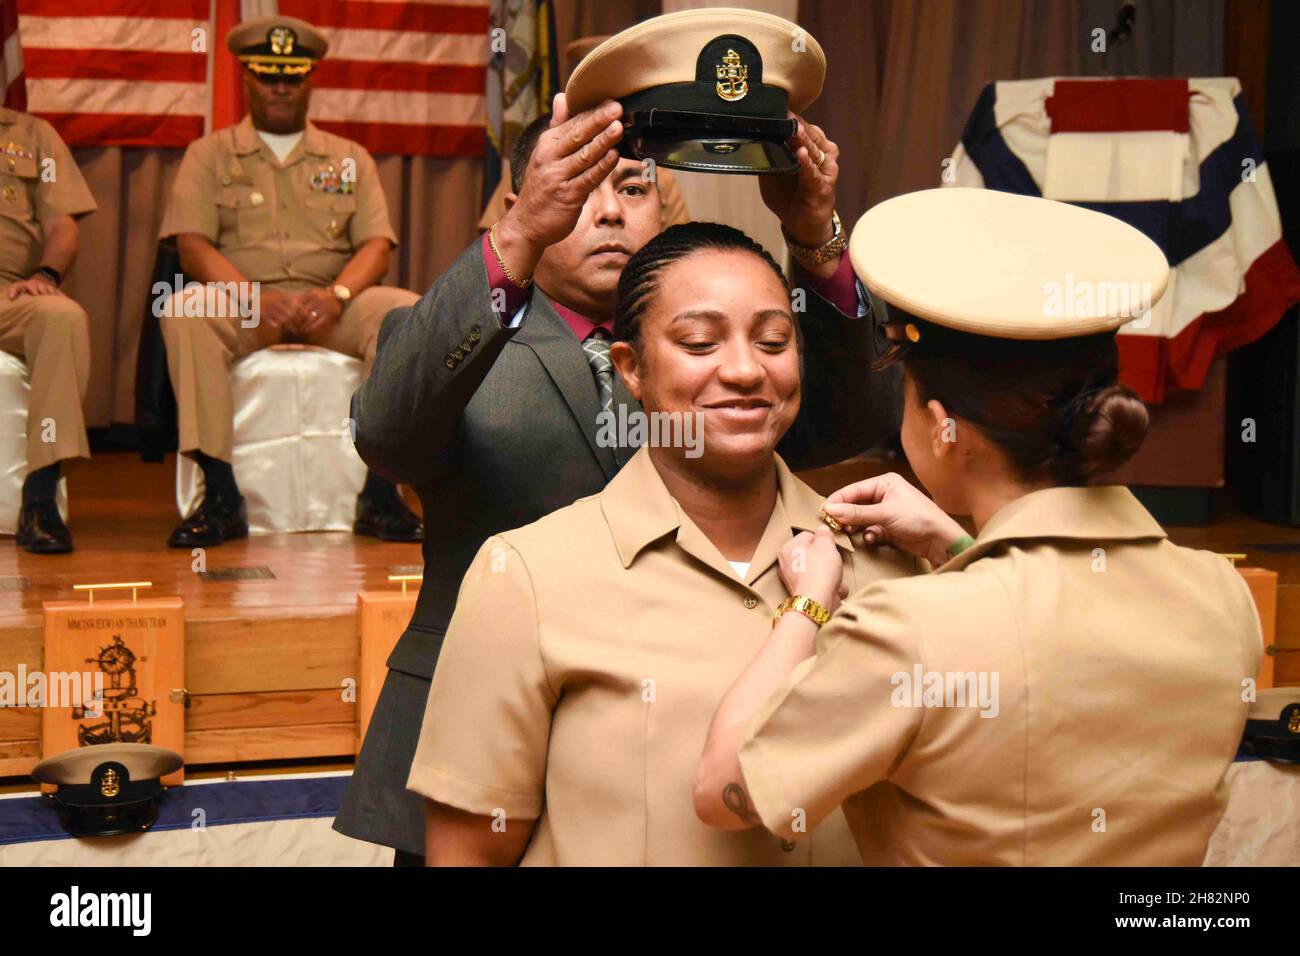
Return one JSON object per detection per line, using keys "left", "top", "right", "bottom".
{"left": 9, "top": 0, "right": 488, "bottom": 156}
{"left": 948, "top": 77, "right": 1300, "bottom": 404}
{"left": 279, "top": 0, "right": 487, "bottom": 155}
{"left": 16, "top": 0, "right": 208, "bottom": 146}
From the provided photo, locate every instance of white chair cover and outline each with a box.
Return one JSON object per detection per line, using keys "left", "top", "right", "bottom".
{"left": 0, "top": 350, "right": 69, "bottom": 535}
{"left": 176, "top": 346, "right": 367, "bottom": 533}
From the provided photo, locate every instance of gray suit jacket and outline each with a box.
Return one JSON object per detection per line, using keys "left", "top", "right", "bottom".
{"left": 334, "top": 238, "right": 901, "bottom": 854}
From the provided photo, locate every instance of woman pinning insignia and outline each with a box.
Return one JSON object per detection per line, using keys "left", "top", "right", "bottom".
{"left": 696, "top": 188, "right": 1264, "bottom": 866}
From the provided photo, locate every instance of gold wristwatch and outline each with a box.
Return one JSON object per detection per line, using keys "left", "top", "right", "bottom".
{"left": 773, "top": 595, "right": 831, "bottom": 628}
{"left": 784, "top": 210, "right": 847, "bottom": 270}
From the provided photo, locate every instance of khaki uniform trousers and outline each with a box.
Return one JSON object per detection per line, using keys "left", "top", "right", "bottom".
{"left": 0, "top": 288, "right": 91, "bottom": 473}
{"left": 160, "top": 283, "right": 419, "bottom": 463}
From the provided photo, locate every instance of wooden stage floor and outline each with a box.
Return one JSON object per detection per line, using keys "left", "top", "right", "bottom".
{"left": 0, "top": 453, "right": 424, "bottom": 629}
{"left": 1, "top": 453, "right": 1297, "bottom": 783}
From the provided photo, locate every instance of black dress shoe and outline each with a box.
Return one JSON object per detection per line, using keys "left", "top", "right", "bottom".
{"left": 15, "top": 500, "right": 73, "bottom": 554}
{"left": 167, "top": 493, "right": 249, "bottom": 548}
{"left": 354, "top": 491, "right": 424, "bottom": 542}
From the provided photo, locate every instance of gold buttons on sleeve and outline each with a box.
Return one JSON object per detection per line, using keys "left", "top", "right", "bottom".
{"left": 743, "top": 596, "right": 758, "bottom": 609}
{"left": 445, "top": 326, "right": 484, "bottom": 370}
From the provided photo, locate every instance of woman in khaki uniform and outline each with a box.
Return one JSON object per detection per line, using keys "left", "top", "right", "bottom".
{"left": 406, "top": 223, "right": 916, "bottom": 865}
{"left": 697, "top": 188, "right": 1264, "bottom": 866}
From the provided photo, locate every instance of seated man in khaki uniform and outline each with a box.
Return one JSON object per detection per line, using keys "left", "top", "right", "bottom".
{"left": 158, "top": 15, "right": 422, "bottom": 548}
{"left": 0, "top": 107, "right": 96, "bottom": 554}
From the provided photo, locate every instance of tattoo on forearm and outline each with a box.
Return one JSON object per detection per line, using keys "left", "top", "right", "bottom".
{"left": 722, "top": 783, "right": 761, "bottom": 824}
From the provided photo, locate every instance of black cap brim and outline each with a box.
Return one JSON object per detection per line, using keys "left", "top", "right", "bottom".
{"left": 53, "top": 796, "right": 161, "bottom": 838}
{"left": 620, "top": 108, "right": 799, "bottom": 175}
{"left": 622, "top": 134, "right": 796, "bottom": 174}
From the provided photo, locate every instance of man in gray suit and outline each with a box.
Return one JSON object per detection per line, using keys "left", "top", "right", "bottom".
{"left": 334, "top": 95, "right": 901, "bottom": 863}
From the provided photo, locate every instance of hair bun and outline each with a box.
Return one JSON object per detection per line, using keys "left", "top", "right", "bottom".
{"left": 1063, "top": 384, "right": 1149, "bottom": 481}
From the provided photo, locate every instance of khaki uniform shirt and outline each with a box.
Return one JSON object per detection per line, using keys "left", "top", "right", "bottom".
{"left": 740, "top": 485, "right": 1264, "bottom": 866}
{"left": 159, "top": 115, "right": 397, "bottom": 287}
{"left": 408, "top": 447, "right": 919, "bottom": 865}
{"left": 0, "top": 109, "right": 97, "bottom": 285}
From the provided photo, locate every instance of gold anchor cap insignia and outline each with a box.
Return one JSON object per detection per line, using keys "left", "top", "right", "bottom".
{"left": 269, "top": 26, "right": 296, "bottom": 55}
{"left": 715, "top": 48, "right": 748, "bottom": 102}
{"left": 100, "top": 766, "right": 121, "bottom": 798}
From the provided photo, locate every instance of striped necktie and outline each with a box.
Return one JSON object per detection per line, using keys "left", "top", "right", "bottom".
{"left": 582, "top": 330, "right": 614, "bottom": 414}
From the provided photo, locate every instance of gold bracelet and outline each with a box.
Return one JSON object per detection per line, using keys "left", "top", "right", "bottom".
{"left": 488, "top": 224, "right": 532, "bottom": 290}
{"left": 773, "top": 595, "right": 831, "bottom": 628}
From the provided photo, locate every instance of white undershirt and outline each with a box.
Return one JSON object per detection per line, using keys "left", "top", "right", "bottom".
{"left": 728, "top": 561, "right": 751, "bottom": 579}
{"left": 257, "top": 129, "right": 304, "bottom": 164}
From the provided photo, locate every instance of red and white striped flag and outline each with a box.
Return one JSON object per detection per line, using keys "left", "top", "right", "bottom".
{"left": 17, "top": 0, "right": 208, "bottom": 146}
{"left": 14, "top": 0, "right": 488, "bottom": 156}
{"left": 279, "top": 0, "right": 488, "bottom": 156}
